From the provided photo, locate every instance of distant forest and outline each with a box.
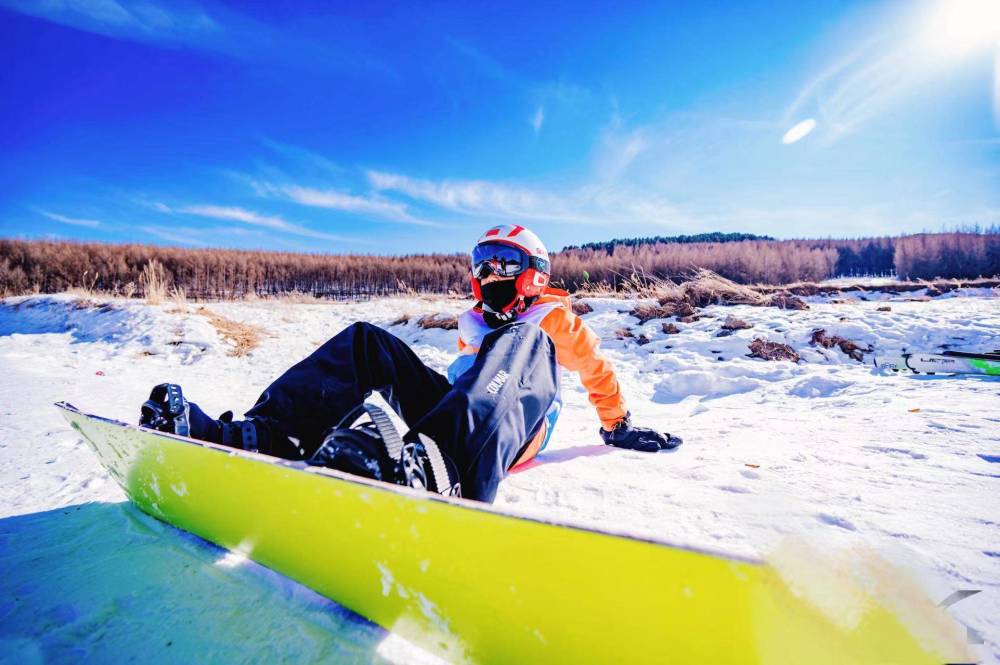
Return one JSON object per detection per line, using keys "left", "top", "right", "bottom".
{"left": 563, "top": 232, "right": 774, "bottom": 252}
{"left": 1, "top": 229, "right": 998, "bottom": 298}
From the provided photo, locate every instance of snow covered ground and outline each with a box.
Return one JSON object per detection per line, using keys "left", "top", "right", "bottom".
{"left": 1, "top": 289, "right": 998, "bottom": 663}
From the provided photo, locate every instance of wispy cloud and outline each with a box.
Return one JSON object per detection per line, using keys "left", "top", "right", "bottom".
{"left": 531, "top": 106, "right": 545, "bottom": 133}
{"left": 594, "top": 123, "right": 648, "bottom": 179}
{"left": 279, "top": 185, "right": 443, "bottom": 227}
{"left": 366, "top": 170, "right": 696, "bottom": 230}
{"left": 0, "top": 0, "right": 375, "bottom": 73}
{"left": 450, "top": 39, "right": 590, "bottom": 134}
{"left": 785, "top": 40, "right": 917, "bottom": 143}
{"left": 176, "top": 204, "right": 367, "bottom": 244}
{"left": 34, "top": 208, "right": 102, "bottom": 228}
{"left": 239, "top": 173, "right": 447, "bottom": 228}
{"left": 448, "top": 39, "right": 525, "bottom": 87}
{"left": 368, "top": 170, "right": 564, "bottom": 219}
{"left": 450, "top": 40, "right": 590, "bottom": 101}
{"left": 0, "top": 0, "right": 218, "bottom": 41}
{"left": 138, "top": 223, "right": 294, "bottom": 247}
{"left": 783, "top": 2, "right": 1000, "bottom": 143}
{"left": 259, "top": 138, "right": 344, "bottom": 177}
{"left": 182, "top": 204, "right": 289, "bottom": 230}
{"left": 363, "top": 106, "right": 744, "bottom": 233}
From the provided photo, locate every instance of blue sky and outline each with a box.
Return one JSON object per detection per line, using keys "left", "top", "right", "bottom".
{"left": 1, "top": 0, "right": 998, "bottom": 254}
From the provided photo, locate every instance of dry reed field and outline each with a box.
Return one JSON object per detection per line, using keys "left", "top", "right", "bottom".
{"left": 1, "top": 230, "right": 997, "bottom": 300}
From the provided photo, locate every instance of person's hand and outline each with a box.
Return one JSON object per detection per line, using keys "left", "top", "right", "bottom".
{"left": 600, "top": 415, "right": 683, "bottom": 452}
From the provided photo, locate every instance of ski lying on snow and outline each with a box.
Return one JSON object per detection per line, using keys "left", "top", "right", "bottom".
{"left": 56, "top": 401, "right": 970, "bottom": 665}
{"left": 875, "top": 352, "right": 1000, "bottom": 376}
{"left": 941, "top": 349, "right": 1000, "bottom": 361}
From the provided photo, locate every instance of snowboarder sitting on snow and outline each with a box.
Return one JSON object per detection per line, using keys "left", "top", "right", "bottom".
{"left": 139, "top": 225, "right": 681, "bottom": 503}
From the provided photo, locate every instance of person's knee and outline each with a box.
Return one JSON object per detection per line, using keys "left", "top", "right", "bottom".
{"left": 349, "top": 321, "right": 376, "bottom": 333}
{"left": 345, "top": 321, "right": 390, "bottom": 340}
{"left": 321, "top": 321, "right": 382, "bottom": 349}
{"left": 337, "top": 320, "right": 406, "bottom": 358}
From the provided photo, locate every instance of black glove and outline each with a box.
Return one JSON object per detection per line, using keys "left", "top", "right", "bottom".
{"left": 600, "top": 415, "right": 683, "bottom": 452}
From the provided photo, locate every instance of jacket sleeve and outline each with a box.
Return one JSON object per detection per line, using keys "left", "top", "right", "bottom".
{"left": 540, "top": 307, "right": 628, "bottom": 430}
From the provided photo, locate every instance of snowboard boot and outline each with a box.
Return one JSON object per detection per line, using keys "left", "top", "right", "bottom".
{"left": 308, "top": 403, "right": 461, "bottom": 497}
{"left": 139, "top": 383, "right": 273, "bottom": 454}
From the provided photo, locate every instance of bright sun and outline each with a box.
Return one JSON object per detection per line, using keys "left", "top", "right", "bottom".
{"left": 922, "top": 0, "right": 1000, "bottom": 57}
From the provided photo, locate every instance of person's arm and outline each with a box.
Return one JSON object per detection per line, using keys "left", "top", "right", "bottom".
{"left": 541, "top": 306, "right": 683, "bottom": 452}
{"left": 539, "top": 307, "right": 627, "bottom": 430}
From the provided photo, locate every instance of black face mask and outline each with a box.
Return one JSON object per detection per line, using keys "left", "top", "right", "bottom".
{"left": 480, "top": 279, "right": 519, "bottom": 317}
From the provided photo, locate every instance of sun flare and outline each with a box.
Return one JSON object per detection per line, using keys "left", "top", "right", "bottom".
{"left": 922, "top": 0, "right": 1000, "bottom": 58}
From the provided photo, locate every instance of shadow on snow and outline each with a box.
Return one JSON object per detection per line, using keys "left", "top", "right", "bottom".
{"left": 0, "top": 501, "right": 406, "bottom": 664}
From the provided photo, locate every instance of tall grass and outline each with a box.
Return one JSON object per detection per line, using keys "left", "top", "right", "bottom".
{"left": 139, "top": 259, "right": 168, "bottom": 305}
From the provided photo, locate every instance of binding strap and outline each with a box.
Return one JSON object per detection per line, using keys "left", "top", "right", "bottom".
{"left": 364, "top": 404, "right": 403, "bottom": 462}
{"left": 241, "top": 421, "right": 258, "bottom": 453}
{"left": 163, "top": 384, "right": 189, "bottom": 437}
{"left": 352, "top": 403, "right": 461, "bottom": 497}
{"left": 417, "top": 433, "right": 461, "bottom": 497}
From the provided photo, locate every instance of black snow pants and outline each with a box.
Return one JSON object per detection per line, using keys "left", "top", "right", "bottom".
{"left": 245, "top": 321, "right": 559, "bottom": 502}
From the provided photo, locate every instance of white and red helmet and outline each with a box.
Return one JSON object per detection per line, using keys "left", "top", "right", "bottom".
{"left": 470, "top": 224, "right": 551, "bottom": 303}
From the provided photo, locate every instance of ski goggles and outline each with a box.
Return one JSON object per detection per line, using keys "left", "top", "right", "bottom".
{"left": 471, "top": 242, "right": 548, "bottom": 279}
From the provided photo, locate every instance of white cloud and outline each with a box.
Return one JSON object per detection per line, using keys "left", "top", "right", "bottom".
{"left": 0, "top": 0, "right": 218, "bottom": 38}
{"left": 594, "top": 125, "right": 648, "bottom": 179}
{"left": 137, "top": 223, "right": 308, "bottom": 248}
{"left": 182, "top": 205, "right": 288, "bottom": 230}
{"left": 368, "top": 170, "right": 570, "bottom": 220}
{"left": 244, "top": 177, "right": 445, "bottom": 227}
{"left": 70, "top": 0, "right": 132, "bottom": 26}
{"left": 0, "top": 0, "right": 378, "bottom": 73}
{"left": 34, "top": 208, "right": 102, "bottom": 228}
{"left": 280, "top": 186, "right": 442, "bottom": 227}
{"left": 179, "top": 204, "right": 363, "bottom": 243}
{"left": 366, "top": 170, "right": 696, "bottom": 230}
{"left": 259, "top": 139, "right": 344, "bottom": 176}
{"left": 531, "top": 106, "right": 545, "bottom": 133}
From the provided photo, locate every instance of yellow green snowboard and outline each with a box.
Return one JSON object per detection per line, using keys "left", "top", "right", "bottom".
{"left": 57, "top": 402, "right": 969, "bottom": 664}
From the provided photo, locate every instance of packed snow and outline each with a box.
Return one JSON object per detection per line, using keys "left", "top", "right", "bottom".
{"left": 1, "top": 289, "right": 998, "bottom": 663}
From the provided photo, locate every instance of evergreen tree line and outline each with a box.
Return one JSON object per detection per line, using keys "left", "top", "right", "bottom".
{"left": 563, "top": 232, "right": 775, "bottom": 252}
{"left": 1, "top": 230, "right": 997, "bottom": 298}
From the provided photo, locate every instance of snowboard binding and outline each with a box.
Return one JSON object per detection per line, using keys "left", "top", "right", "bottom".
{"left": 309, "top": 403, "right": 461, "bottom": 497}
{"left": 140, "top": 383, "right": 191, "bottom": 437}
{"left": 139, "top": 383, "right": 260, "bottom": 453}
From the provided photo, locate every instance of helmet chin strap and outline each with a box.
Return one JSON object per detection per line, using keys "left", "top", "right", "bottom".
{"left": 481, "top": 294, "right": 525, "bottom": 322}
